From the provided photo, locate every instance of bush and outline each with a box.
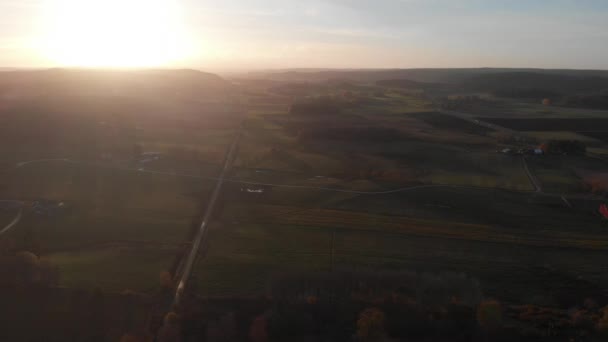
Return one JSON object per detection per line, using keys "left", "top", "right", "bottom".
{"left": 356, "top": 307, "right": 386, "bottom": 341}
{"left": 598, "top": 306, "right": 608, "bottom": 335}
{"left": 544, "top": 140, "right": 586, "bottom": 155}
{"left": 160, "top": 271, "right": 173, "bottom": 289}
{"left": 477, "top": 300, "right": 503, "bottom": 332}
{"left": 249, "top": 314, "right": 269, "bottom": 342}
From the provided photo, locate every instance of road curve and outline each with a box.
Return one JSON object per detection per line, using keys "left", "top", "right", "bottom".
{"left": 521, "top": 156, "right": 543, "bottom": 193}
{"left": 0, "top": 207, "right": 23, "bottom": 236}
{"left": 173, "top": 130, "right": 241, "bottom": 307}
{"left": 15, "top": 158, "right": 71, "bottom": 168}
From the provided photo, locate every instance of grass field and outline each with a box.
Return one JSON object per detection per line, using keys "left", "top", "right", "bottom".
{"left": 46, "top": 244, "right": 177, "bottom": 293}
{"left": 0, "top": 160, "right": 216, "bottom": 292}
{"left": 15, "top": 212, "right": 192, "bottom": 251}
{"left": 5, "top": 162, "right": 210, "bottom": 214}
{"left": 3, "top": 73, "right": 608, "bottom": 310}
{"left": 0, "top": 71, "right": 243, "bottom": 295}
{"left": 453, "top": 97, "right": 608, "bottom": 119}
{"left": 196, "top": 200, "right": 608, "bottom": 306}
{"left": 481, "top": 117, "right": 608, "bottom": 131}
{"left": 526, "top": 131, "right": 604, "bottom": 144}
{"left": 190, "top": 85, "right": 608, "bottom": 307}
{"left": 527, "top": 155, "right": 607, "bottom": 194}
{"left": 331, "top": 230, "right": 608, "bottom": 306}
{"left": 195, "top": 223, "right": 332, "bottom": 296}
{"left": 579, "top": 131, "right": 608, "bottom": 143}
{"left": 1, "top": 148, "right": 215, "bottom": 293}
{"left": 409, "top": 112, "right": 494, "bottom": 135}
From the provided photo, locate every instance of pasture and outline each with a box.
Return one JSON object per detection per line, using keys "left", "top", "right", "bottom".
{"left": 1, "top": 162, "right": 209, "bottom": 292}
{"left": 481, "top": 117, "right": 608, "bottom": 132}
{"left": 46, "top": 244, "right": 178, "bottom": 293}
{"left": 2, "top": 70, "right": 608, "bottom": 310}
{"left": 0, "top": 90, "right": 236, "bottom": 292}
{"left": 192, "top": 84, "right": 608, "bottom": 308}
{"left": 196, "top": 197, "right": 608, "bottom": 307}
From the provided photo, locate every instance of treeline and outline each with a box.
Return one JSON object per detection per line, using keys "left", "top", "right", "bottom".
{"left": 0, "top": 285, "right": 153, "bottom": 342}
{"left": 173, "top": 271, "right": 608, "bottom": 342}
{"left": 287, "top": 97, "right": 409, "bottom": 143}
{"left": 461, "top": 72, "right": 608, "bottom": 109}
{"left": 295, "top": 125, "right": 407, "bottom": 142}
{"left": 289, "top": 98, "right": 343, "bottom": 116}
{"left": 439, "top": 95, "right": 492, "bottom": 111}
{"left": 376, "top": 79, "right": 443, "bottom": 91}
{"left": 288, "top": 93, "right": 389, "bottom": 117}
{"left": 493, "top": 88, "right": 561, "bottom": 99}
{"left": 540, "top": 140, "right": 587, "bottom": 155}
{"left": 463, "top": 72, "right": 608, "bottom": 94}
{"left": 561, "top": 90, "right": 608, "bottom": 110}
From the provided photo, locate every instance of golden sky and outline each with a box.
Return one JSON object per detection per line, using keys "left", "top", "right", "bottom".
{"left": 1, "top": 0, "right": 608, "bottom": 70}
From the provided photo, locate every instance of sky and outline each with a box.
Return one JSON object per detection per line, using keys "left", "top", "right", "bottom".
{"left": 1, "top": 0, "right": 608, "bottom": 70}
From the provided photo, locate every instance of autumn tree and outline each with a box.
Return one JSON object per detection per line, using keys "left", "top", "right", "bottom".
{"left": 545, "top": 140, "right": 586, "bottom": 155}
{"left": 583, "top": 175, "right": 608, "bottom": 196}
{"left": 477, "top": 300, "right": 503, "bottom": 332}
{"left": 598, "top": 306, "right": 608, "bottom": 337}
{"left": 249, "top": 314, "right": 269, "bottom": 342}
{"left": 160, "top": 271, "right": 173, "bottom": 289}
{"left": 120, "top": 332, "right": 153, "bottom": 342}
{"left": 356, "top": 307, "right": 387, "bottom": 342}
{"left": 15, "top": 251, "right": 39, "bottom": 280}
{"left": 158, "top": 312, "right": 181, "bottom": 342}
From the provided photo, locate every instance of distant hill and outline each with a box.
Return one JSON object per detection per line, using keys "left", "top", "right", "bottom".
{"left": 376, "top": 79, "right": 444, "bottom": 90}
{"left": 242, "top": 68, "right": 608, "bottom": 84}
{"left": 460, "top": 72, "right": 608, "bottom": 109}
{"left": 0, "top": 68, "right": 230, "bottom": 99}
{"left": 462, "top": 72, "right": 608, "bottom": 94}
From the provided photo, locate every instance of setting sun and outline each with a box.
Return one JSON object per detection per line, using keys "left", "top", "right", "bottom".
{"left": 41, "top": 0, "right": 192, "bottom": 67}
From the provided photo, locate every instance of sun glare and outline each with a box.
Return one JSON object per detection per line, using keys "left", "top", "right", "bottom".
{"left": 41, "top": 0, "right": 192, "bottom": 67}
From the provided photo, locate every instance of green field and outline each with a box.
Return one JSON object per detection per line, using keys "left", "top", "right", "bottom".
{"left": 47, "top": 245, "right": 177, "bottom": 293}
{"left": 190, "top": 83, "right": 608, "bottom": 308}
{"left": 196, "top": 199, "right": 608, "bottom": 306}
{"left": 1, "top": 161, "right": 213, "bottom": 292}
{"left": 0, "top": 90, "right": 234, "bottom": 293}
{"left": 527, "top": 155, "right": 606, "bottom": 194}
{"left": 2, "top": 70, "right": 608, "bottom": 311}
{"left": 196, "top": 223, "right": 332, "bottom": 296}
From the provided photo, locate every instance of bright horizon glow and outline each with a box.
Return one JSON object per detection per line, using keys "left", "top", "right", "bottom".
{"left": 39, "top": 0, "right": 193, "bottom": 67}
{"left": 1, "top": 0, "right": 607, "bottom": 70}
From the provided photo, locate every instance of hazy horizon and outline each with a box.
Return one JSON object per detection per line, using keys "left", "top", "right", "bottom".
{"left": 1, "top": 0, "right": 608, "bottom": 70}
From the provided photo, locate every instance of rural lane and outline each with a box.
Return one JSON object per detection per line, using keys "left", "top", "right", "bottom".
{"left": 173, "top": 129, "right": 241, "bottom": 307}
{"left": 0, "top": 203, "right": 23, "bottom": 236}
{"left": 521, "top": 156, "right": 543, "bottom": 193}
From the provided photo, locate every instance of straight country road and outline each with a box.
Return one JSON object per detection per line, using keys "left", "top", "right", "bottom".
{"left": 172, "top": 129, "right": 241, "bottom": 307}
{"left": 521, "top": 156, "right": 543, "bottom": 193}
